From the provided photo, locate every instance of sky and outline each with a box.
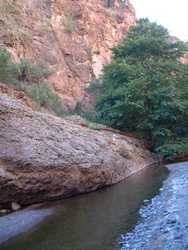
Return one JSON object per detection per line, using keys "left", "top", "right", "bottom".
{"left": 131, "top": 0, "right": 188, "bottom": 41}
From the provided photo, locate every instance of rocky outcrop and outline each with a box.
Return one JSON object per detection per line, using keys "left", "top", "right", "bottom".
{"left": 2, "top": 0, "right": 136, "bottom": 108}
{"left": 0, "top": 95, "right": 158, "bottom": 208}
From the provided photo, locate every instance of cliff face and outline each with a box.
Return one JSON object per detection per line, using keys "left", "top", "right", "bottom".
{"left": 1, "top": 0, "right": 136, "bottom": 108}
{"left": 0, "top": 95, "right": 158, "bottom": 208}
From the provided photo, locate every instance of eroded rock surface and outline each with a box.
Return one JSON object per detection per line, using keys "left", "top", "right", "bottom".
{"left": 0, "top": 95, "right": 158, "bottom": 207}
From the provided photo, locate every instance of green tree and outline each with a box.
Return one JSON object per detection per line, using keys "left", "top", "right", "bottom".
{"left": 0, "top": 48, "right": 12, "bottom": 83}
{"left": 95, "top": 18, "right": 188, "bottom": 159}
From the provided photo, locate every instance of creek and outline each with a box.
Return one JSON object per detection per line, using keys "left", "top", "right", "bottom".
{"left": 0, "top": 165, "right": 169, "bottom": 250}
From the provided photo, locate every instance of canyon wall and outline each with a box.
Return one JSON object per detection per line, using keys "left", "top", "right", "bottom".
{"left": 1, "top": 0, "right": 136, "bottom": 108}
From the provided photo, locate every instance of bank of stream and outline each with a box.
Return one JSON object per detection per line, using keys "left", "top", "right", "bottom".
{"left": 121, "top": 161, "right": 188, "bottom": 250}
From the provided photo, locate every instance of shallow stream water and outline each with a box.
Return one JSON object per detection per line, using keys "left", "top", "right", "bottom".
{"left": 0, "top": 165, "right": 169, "bottom": 250}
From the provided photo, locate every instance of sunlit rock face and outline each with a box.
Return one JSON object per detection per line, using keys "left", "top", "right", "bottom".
{"left": 3, "top": 0, "right": 136, "bottom": 109}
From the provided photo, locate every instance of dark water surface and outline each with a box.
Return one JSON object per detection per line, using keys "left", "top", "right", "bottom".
{"left": 0, "top": 166, "right": 168, "bottom": 250}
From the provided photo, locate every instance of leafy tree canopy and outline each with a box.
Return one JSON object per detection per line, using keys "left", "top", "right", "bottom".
{"left": 95, "top": 18, "right": 188, "bottom": 160}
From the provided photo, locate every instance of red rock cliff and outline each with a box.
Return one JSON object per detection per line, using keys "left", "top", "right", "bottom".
{"left": 2, "top": 0, "right": 136, "bottom": 108}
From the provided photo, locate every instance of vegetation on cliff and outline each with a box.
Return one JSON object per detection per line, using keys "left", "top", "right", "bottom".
{"left": 94, "top": 19, "right": 188, "bottom": 160}
{"left": 0, "top": 8, "right": 187, "bottom": 161}
{"left": 0, "top": 47, "right": 63, "bottom": 115}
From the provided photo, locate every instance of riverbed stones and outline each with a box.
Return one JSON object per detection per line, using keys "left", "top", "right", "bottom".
{"left": 121, "top": 162, "right": 188, "bottom": 250}
{"left": 0, "top": 95, "right": 159, "bottom": 207}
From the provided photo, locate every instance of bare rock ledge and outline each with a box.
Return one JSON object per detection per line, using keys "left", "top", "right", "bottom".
{"left": 0, "top": 95, "right": 159, "bottom": 208}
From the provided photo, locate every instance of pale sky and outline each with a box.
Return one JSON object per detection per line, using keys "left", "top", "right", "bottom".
{"left": 131, "top": 0, "right": 188, "bottom": 41}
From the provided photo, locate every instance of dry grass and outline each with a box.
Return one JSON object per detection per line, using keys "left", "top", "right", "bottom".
{"left": 0, "top": 0, "right": 31, "bottom": 47}
{"left": 60, "top": 14, "right": 76, "bottom": 33}
{"left": 0, "top": 0, "right": 21, "bottom": 16}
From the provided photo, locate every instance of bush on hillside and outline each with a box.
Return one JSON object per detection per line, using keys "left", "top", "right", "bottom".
{"left": 25, "top": 83, "right": 63, "bottom": 116}
{"left": 0, "top": 47, "right": 63, "bottom": 116}
{"left": 0, "top": 48, "right": 12, "bottom": 83}
{"left": 12, "top": 59, "right": 52, "bottom": 84}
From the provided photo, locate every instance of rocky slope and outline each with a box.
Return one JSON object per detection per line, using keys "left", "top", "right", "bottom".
{"left": 0, "top": 95, "right": 158, "bottom": 210}
{"left": 0, "top": 82, "right": 37, "bottom": 110}
{"left": 1, "top": 0, "right": 136, "bottom": 109}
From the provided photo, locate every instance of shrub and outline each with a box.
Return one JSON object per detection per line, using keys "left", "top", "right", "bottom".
{"left": 13, "top": 59, "right": 52, "bottom": 83}
{"left": 72, "top": 102, "right": 98, "bottom": 123}
{"left": 61, "top": 15, "right": 76, "bottom": 33}
{"left": 156, "top": 140, "right": 188, "bottom": 161}
{"left": 25, "top": 83, "right": 63, "bottom": 116}
{"left": 2, "top": 26, "right": 32, "bottom": 47}
{"left": 0, "top": 48, "right": 12, "bottom": 83}
{"left": 0, "top": 51, "right": 52, "bottom": 87}
{"left": 0, "top": 47, "right": 63, "bottom": 116}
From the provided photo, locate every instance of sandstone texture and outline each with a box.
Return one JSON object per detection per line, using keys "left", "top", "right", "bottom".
{"left": 0, "top": 95, "right": 158, "bottom": 208}
{"left": 2, "top": 0, "right": 136, "bottom": 108}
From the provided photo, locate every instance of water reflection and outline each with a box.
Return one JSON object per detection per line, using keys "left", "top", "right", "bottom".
{"left": 0, "top": 166, "right": 168, "bottom": 250}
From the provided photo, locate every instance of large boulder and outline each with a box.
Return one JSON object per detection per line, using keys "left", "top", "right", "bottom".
{"left": 0, "top": 95, "right": 159, "bottom": 208}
